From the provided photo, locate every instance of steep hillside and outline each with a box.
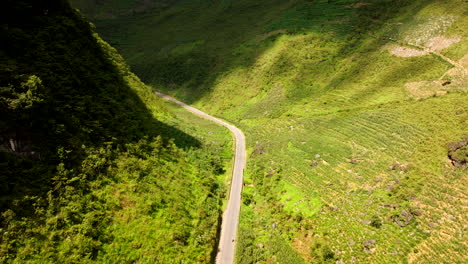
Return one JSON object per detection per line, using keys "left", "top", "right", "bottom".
{"left": 0, "top": 0, "right": 231, "bottom": 262}
{"left": 71, "top": 0, "right": 467, "bottom": 263}
{"left": 70, "top": 0, "right": 179, "bottom": 19}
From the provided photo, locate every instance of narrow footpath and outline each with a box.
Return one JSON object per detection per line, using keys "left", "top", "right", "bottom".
{"left": 155, "top": 92, "right": 246, "bottom": 264}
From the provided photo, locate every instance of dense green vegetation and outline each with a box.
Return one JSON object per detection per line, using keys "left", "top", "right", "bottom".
{"left": 1, "top": 0, "right": 232, "bottom": 262}
{"left": 74, "top": 0, "right": 468, "bottom": 263}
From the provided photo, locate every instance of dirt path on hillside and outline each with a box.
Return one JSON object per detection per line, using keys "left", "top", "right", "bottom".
{"left": 387, "top": 36, "right": 467, "bottom": 72}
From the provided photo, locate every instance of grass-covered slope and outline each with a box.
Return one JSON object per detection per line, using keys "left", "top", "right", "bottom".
{"left": 0, "top": 0, "right": 231, "bottom": 263}
{"left": 72, "top": 0, "right": 467, "bottom": 263}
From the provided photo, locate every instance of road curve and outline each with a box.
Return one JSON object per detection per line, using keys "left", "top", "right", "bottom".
{"left": 155, "top": 92, "right": 246, "bottom": 264}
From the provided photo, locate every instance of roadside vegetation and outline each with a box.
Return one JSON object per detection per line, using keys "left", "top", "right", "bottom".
{"left": 62, "top": 0, "right": 468, "bottom": 262}
{"left": 1, "top": 0, "right": 232, "bottom": 262}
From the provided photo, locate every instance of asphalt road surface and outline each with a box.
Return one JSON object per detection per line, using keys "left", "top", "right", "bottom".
{"left": 155, "top": 92, "right": 246, "bottom": 264}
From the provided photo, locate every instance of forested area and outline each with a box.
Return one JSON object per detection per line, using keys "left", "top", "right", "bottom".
{"left": 0, "top": 1, "right": 227, "bottom": 262}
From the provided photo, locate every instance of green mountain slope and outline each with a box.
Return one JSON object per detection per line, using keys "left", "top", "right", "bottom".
{"left": 73, "top": 0, "right": 467, "bottom": 263}
{"left": 1, "top": 0, "right": 231, "bottom": 262}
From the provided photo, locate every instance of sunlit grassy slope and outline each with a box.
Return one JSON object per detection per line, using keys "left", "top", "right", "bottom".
{"left": 72, "top": 0, "right": 468, "bottom": 262}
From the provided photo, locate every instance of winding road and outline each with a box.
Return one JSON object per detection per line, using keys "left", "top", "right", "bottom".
{"left": 155, "top": 92, "right": 246, "bottom": 264}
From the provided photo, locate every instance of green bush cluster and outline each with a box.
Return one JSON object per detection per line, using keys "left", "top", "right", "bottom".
{"left": 310, "top": 237, "right": 336, "bottom": 263}
{"left": 1, "top": 138, "right": 225, "bottom": 263}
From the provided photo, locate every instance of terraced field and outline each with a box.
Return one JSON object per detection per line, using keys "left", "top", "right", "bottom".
{"left": 239, "top": 95, "right": 466, "bottom": 263}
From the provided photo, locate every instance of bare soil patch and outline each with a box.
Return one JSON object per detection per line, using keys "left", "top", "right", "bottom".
{"left": 425, "top": 36, "right": 461, "bottom": 51}
{"left": 390, "top": 46, "right": 428, "bottom": 57}
{"left": 444, "top": 53, "right": 468, "bottom": 87}
{"left": 405, "top": 53, "right": 467, "bottom": 99}
{"left": 405, "top": 81, "right": 446, "bottom": 99}
{"left": 458, "top": 54, "right": 468, "bottom": 68}
{"left": 292, "top": 232, "right": 314, "bottom": 261}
